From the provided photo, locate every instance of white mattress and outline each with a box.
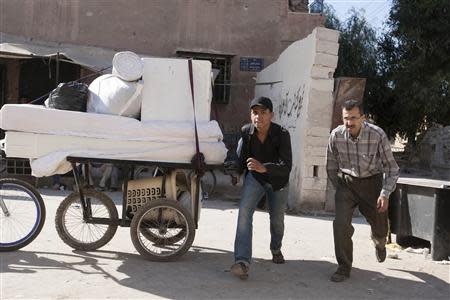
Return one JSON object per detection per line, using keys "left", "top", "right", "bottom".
{"left": 140, "top": 57, "right": 212, "bottom": 122}
{"left": 4, "top": 132, "right": 227, "bottom": 177}
{"left": 0, "top": 104, "right": 221, "bottom": 142}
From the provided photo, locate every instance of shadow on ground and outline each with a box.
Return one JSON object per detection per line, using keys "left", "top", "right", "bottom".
{"left": 2, "top": 247, "right": 448, "bottom": 299}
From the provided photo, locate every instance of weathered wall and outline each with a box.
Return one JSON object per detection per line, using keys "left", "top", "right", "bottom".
{"left": 255, "top": 27, "right": 339, "bottom": 211}
{"left": 0, "top": 0, "right": 324, "bottom": 133}
{"left": 407, "top": 126, "right": 450, "bottom": 180}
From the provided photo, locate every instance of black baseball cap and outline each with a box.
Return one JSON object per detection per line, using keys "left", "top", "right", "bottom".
{"left": 250, "top": 96, "right": 273, "bottom": 112}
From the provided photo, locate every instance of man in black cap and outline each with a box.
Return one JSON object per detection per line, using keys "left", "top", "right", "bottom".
{"left": 230, "top": 96, "right": 292, "bottom": 280}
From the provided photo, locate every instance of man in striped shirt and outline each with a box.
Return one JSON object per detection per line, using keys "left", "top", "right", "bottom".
{"left": 326, "top": 99, "right": 399, "bottom": 282}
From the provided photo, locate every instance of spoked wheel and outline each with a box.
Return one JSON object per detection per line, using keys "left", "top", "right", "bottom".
{"left": 55, "top": 189, "right": 118, "bottom": 251}
{"left": 130, "top": 198, "right": 195, "bottom": 261}
{"left": 0, "top": 178, "right": 46, "bottom": 251}
{"left": 140, "top": 226, "right": 187, "bottom": 245}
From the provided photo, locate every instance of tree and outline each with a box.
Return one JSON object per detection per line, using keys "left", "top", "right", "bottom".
{"left": 323, "top": 6, "right": 385, "bottom": 133}
{"left": 378, "top": 0, "right": 450, "bottom": 142}
{"left": 323, "top": 4, "right": 341, "bottom": 30}
{"left": 324, "top": 1, "right": 450, "bottom": 142}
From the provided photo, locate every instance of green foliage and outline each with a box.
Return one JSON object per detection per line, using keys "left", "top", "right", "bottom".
{"left": 381, "top": 0, "right": 450, "bottom": 142}
{"left": 323, "top": 4, "right": 341, "bottom": 30}
{"left": 324, "top": 5, "right": 384, "bottom": 133}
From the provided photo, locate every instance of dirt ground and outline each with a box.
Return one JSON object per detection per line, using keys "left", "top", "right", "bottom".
{"left": 1, "top": 182, "right": 449, "bottom": 299}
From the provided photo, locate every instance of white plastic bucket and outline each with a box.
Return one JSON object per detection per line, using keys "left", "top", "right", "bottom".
{"left": 112, "top": 51, "right": 144, "bottom": 81}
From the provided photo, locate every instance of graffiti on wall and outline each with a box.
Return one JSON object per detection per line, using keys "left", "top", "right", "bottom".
{"left": 278, "top": 84, "right": 305, "bottom": 121}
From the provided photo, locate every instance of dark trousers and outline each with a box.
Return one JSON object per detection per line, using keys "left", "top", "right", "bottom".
{"left": 333, "top": 173, "right": 388, "bottom": 275}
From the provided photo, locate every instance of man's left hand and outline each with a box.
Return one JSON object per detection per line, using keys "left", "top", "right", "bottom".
{"left": 377, "top": 196, "right": 389, "bottom": 213}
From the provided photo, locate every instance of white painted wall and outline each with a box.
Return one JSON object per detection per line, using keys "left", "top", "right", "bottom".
{"left": 255, "top": 27, "right": 339, "bottom": 211}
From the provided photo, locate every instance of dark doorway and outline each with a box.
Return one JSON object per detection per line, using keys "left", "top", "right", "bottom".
{"left": 19, "top": 57, "right": 80, "bottom": 103}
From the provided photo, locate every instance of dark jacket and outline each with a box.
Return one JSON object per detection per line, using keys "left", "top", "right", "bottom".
{"left": 236, "top": 122, "right": 292, "bottom": 191}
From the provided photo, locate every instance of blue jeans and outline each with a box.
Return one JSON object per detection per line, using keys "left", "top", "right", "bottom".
{"left": 234, "top": 172, "right": 288, "bottom": 265}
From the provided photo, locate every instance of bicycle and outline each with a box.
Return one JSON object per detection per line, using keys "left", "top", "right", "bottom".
{"left": 0, "top": 178, "right": 46, "bottom": 251}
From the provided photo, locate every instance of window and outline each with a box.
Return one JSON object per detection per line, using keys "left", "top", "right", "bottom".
{"left": 177, "top": 51, "right": 233, "bottom": 104}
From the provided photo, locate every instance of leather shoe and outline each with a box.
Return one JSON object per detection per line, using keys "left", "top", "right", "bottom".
{"left": 330, "top": 272, "right": 349, "bottom": 282}
{"left": 376, "top": 247, "right": 386, "bottom": 262}
{"left": 231, "top": 262, "right": 249, "bottom": 280}
{"left": 272, "top": 252, "right": 285, "bottom": 264}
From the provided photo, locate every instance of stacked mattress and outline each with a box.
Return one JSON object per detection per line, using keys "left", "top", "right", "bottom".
{"left": 140, "top": 58, "right": 212, "bottom": 122}
{"left": 0, "top": 104, "right": 227, "bottom": 177}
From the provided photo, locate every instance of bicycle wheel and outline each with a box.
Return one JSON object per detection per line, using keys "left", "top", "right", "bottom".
{"left": 55, "top": 189, "right": 118, "bottom": 251}
{"left": 0, "top": 178, "right": 46, "bottom": 252}
{"left": 130, "top": 198, "right": 195, "bottom": 261}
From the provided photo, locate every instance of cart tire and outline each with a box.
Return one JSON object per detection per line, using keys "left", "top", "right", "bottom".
{"left": 140, "top": 227, "right": 187, "bottom": 245}
{"left": 130, "top": 198, "right": 195, "bottom": 261}
{"left": 55, "top": 189, "right": 118, "bottom": 251}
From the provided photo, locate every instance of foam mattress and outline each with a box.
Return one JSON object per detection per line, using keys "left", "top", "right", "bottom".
{"left": 140, "top": 57, "right": 212, "bottom": 122}
{"left": 0, "top": 104, "right": 222, "bottom": 142}
{"left": 3, "top": 131, "right": 227, "bottom": 177}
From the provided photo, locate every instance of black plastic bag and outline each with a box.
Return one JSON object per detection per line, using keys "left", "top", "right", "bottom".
{"left": 46, "top": 82, "right": 89, "bottom": 112}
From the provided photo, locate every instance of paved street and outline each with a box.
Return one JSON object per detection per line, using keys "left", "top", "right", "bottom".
{"left": 1, "top": 187, "right": 449, "bottom": 299}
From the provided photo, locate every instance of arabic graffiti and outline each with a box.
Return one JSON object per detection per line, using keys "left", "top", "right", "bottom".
{"left": 278, "top": 84, "right": 305, "bottom": 120}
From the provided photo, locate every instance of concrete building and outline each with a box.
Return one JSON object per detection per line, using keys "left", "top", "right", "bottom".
{"left": 1, "top": 1, "right": 335, "bottom": 208}
{"left": 0, "top": 0, "right": 324, "bottom": 137}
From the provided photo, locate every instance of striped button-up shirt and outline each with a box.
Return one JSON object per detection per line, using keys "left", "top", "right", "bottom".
{"left": 326, "top": 121, "right": 399, "bottom": 198}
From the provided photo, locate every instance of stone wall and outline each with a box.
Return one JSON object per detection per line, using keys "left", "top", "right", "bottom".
{"left": 254, "top": 27, "right": 339, "bottom": 211}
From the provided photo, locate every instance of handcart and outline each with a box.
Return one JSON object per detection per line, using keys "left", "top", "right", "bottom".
{"left": 55, "top": 156, "right": 224, "bottom": 261}
{"left": 0, "top": 154, "right": 226, "bottom": 262}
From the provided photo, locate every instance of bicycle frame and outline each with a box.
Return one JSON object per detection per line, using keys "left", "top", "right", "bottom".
{"left": 0, "top": 197, "right": 10, "bottom": 217}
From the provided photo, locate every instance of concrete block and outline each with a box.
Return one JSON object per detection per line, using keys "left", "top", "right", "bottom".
{"left": 310, "top": 79, "right": 334, "bottom": 92}
{"left": 303, "top": 155, "right": 327, "bottom": 167}
{"left": 305, "top": 135, "right": 329, "bottom": 147}
{"left": 314, "top": 27, "right": 340, "bottom": 43}
{"left": 299, "top": 189, "right": 327, "bottom": 210}
{"left": 304, "top": 145, "right": 327, "bottom": 156}
{"left": 313, "top": 53, "right": 339, "bottom": 68}
{"left": 302, "top": 163, "right": 328, "bottom": 178}
{"left": 307, "top": 89, "right": 334, "bottom": 121}
{"left": 302, "top": 177, "right": 328, "bottom": 190}
{"left": 316, "top": 40, "right": 339, "bottom": 55}
{"left": 306, "top": 127, "right": 331, "bottom": 137}
{"left": 307, "top": 115, "right": 332, "bottom": 129}
{"left": 309, "top": 89, "right": 334, "bottom": 104}
{"left": 310, "top": 66, "right": 335, "bottom": 79}
{"left": 307, "top": 113, "right": 333, "bottom": 130}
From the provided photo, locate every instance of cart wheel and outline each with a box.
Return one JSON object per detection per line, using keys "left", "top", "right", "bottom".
{"left": 140, "top": 226, "right": 187, "bottom": 245}
{"left": 55, "top": 189, "right": 118, "bottom": 251}
{"left": 130, "top": 198, "right": 195, "bottom": 261}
